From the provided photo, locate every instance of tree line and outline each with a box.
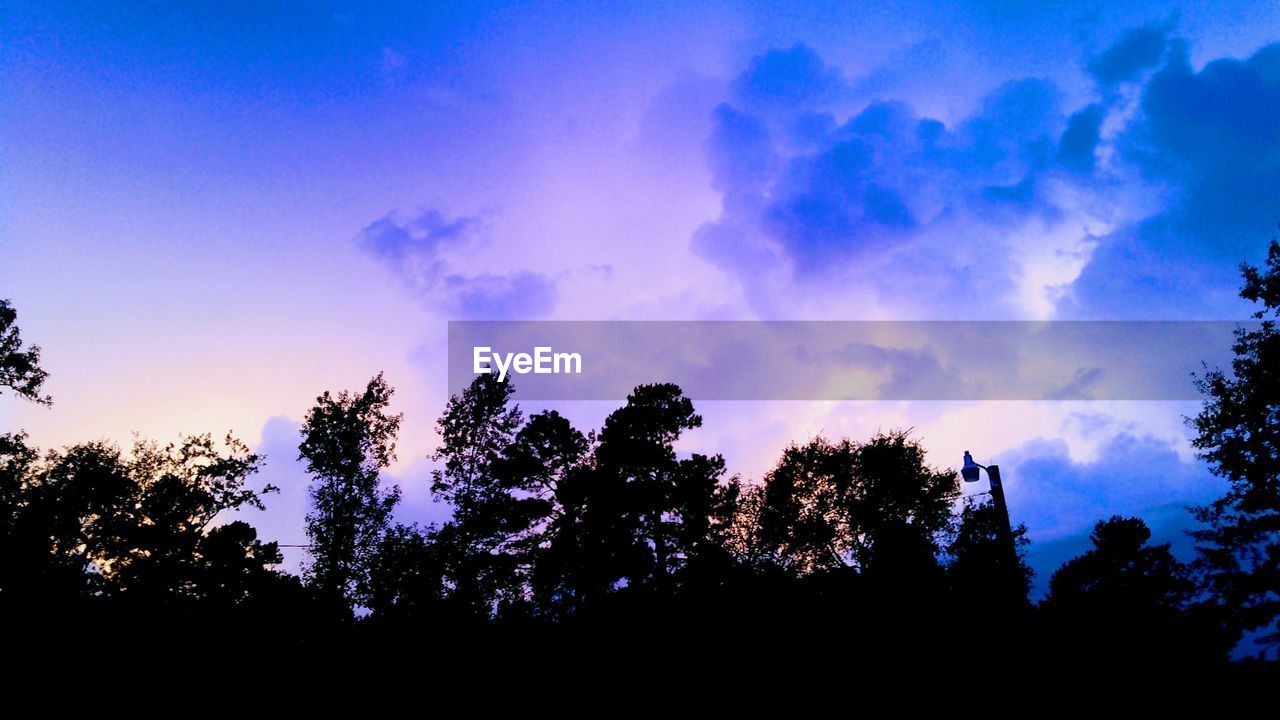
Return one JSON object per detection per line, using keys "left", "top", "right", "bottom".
{"left": 2, "top": 240, "right": 1280, "bottom": 670}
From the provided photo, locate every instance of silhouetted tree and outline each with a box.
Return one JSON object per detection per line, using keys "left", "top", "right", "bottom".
{"left": 1191, "top": 236, "right": 1280, "bottom": 652}
{"left": 430, "top": 373, "right": 523, "bottom": 617}
{"left": 300, "top": 372, "right": 402, "bottom": 615}
{"left": 751, "top": 431, "right": 959, "bottom": 577}
{"left": 947, "top": 497, "right": 1032, "bottom": 616}
{"left": 669, "top": 453, "right": 740, "bottom": 590}
{"left": 0, "top": 299, "right": 50, "bottom": 406}
{"left": 0, "top": 437, "right": 114, "bottom": 603}
{"left": 193, "top": 520, "right": 294, "bottom": 607}
{"left": 720, "top": 481, "right": 774, "bottom": 571}
{"left": 1, "top": 434, "right": 275, "bottom": 607}
{"left": 365, "top": 523, "right": 445, "bottom": 624}
{"left": 1042, "top": 516, "right": 1228, "bottom": 666}
{"left": 0, "top": 303, "right": 51, "bottom": 605}
{"left": 106, "top": 434, "right": 273, "bottom": 600}
{"left": 593, "top": 383, "right": 726, "bottom": 596}
{"left": 501, "top": 409, "right": 591, "bottom": 617}
{"left": 535, "top": 462, "right": 629, "bottom": 616}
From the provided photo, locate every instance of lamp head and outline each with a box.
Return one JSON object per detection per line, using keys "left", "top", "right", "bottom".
{"left": 961, "top": 451, "right": 981, "bottom": 483}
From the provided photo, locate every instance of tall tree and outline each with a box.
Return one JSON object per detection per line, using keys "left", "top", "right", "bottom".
{"left": 501, "top": 409, "right": 591, "bottom": 616}
{"left": 430, "top": 373, "right": 523, "bottom": 617}
{"left": 0, "top": 298, "right": 51, "bottom": 406}
{"left": 1045, "top": 517, "right": 1191, "bottom": 612}
{"left": 536, "top": 462, "right": 635, "bottom": 615}
{"left": 1191, "top": 236, "right": 1280, "bottom": 650}
{"left": 594, "top": 383, "right": 719, "bottom": 592}
{"left": 300, "top": 373, "right": 402, "bottom": 613}
{"left": 755, "top": 437, "right": 858, "bottom": 574}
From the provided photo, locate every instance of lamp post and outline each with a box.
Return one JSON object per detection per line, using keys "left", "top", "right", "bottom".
{"left": 962, "top": 451, "right": 1015, "bottom": 558}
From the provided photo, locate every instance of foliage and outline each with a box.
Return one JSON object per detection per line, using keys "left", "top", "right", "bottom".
{"left": 0, "top": 299, "right": 50, "bottom": 406}
{"left": 1191, "top": 237, "right": 1280, "bottom": 649}
{"left": 300, "top": 372, "right": 402, "bottom": 613}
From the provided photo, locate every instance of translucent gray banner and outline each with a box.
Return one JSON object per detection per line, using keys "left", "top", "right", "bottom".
{"left": 447, "top": 321, "right": 1256, "bottom": 401}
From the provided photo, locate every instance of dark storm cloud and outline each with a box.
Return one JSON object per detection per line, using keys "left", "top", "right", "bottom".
{"left": 1063, "top": 40, "right": 1280, "bottom": 318}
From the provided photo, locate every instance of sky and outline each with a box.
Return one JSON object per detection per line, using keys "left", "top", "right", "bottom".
{"left": 3, "top": 1, "right": 1279, "bottom": 587}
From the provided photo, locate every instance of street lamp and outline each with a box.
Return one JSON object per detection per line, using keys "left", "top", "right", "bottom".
{"left": 962, "top": 451, "right": 1015, "bottom": 556}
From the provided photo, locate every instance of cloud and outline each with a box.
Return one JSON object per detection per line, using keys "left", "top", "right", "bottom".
{"left": 360, "top": 209, "right": 478, "bottom": 266}
{"left": 357, "top": 209, "right": 558, "bottom": 319}
{"left": 1024, "top": 499, "right": 1200, "bottom": 599}
{"left": 696, "top": 32, "right": 1280, "bottom": 321}
{"left": 1008, "top": 422, "right": 1217, "bottom": 599}
{"left": 239, "top": 416, "right": 312, "bottom": 575}
{"left": 732, "top": 44, "right": 850, "bottom": 112}
{"left": 1002, "top": 432, "right": 1222, "bottom": 543}
{"left": 1087, "top": 22, "right": 1173, "bottom": 88}
{"left": 694, "top": 46, "right": 1085, "bottom": 317}
{"left": 828, "top": 341, "right": 982, "bottom": 399}
{"left": 440, "top": 271, "right": 557, "bottom": 319}
{"left": 1055, "top": 103, "right": 1105, "bottom": 174}
{"left": 1061, "top": 40, "right": 1280, "bottom": 318}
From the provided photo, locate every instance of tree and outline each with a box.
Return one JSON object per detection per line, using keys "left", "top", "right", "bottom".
{"left": 108, "top": 434, "right": 273, "bottom": 599}
{"left": 1, "top": 434, "right": 275, "bottom": 607}
{"left": 751, "top": 431, "right": 959, "bottom": 576}
{"left": 669, "top": 452, "right": 740, "bottom": 588}
{"left": 1191, "top": 235, "right": 1280, "bottom": 651}
{"left": 720, "top": 481, "right": 774, "bottom": 571}
{"left": 300, "top": 372, "right": 402, "bottom": 614}
{"left": 365, "top": 523, "right": 445, "bottom": 624}
{"left": 754, "top": 437, "right": 857, "bottom": 574}
{"left": 947, "top": 497, "right": 1033, "bottom": 615}
{"left": 0, "top": 298, "right": 51, "bottom": 406}
{"left": 430, "top": 373, "right": 524, "bottom": 617}
{"left": 1042, "top": 516, "right": 1227, "bottom": 665}
{"left": 593, "top": 383, "right": 725, "bottom": 594}
{"left": 192, "top": 520, "right": 291, "bottom": 607}
{"left": 535, "top": 462, "right": 633, "bottom": 616}
{"left": 501, "top": 409, "right": 591, "bottom": 617}
{"left": 0, "top": 437, "right": 119, "bottom": 603}
{"left": 1046, "top": 517, "right": 1190, "bottom": 610}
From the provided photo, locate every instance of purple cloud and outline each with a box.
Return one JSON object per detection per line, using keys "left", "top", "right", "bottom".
{"left": 357, "top": 208, "right": 558, "bottom": 319}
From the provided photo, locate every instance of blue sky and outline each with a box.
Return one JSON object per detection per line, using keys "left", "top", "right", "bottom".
{"left": 2, "top": 1, "right": 1278, "bottom": 585}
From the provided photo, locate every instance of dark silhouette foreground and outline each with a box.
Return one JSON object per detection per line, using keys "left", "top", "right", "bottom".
{"left": 3, "top": 238, "right": 1280, "bottom": 674}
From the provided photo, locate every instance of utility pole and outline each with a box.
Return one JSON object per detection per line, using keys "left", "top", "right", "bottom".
{"left": 962, "top": 451, "right": 1016, "bottom": 561}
